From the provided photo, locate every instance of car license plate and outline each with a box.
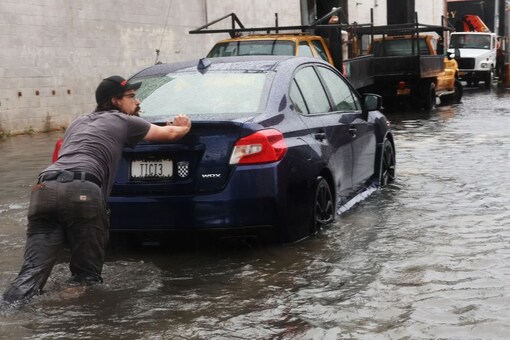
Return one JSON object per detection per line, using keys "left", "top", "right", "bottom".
{"left": 397, "top": 88, "right": 411, "bottom": 95}
{"left": 131, "top": 159, "right": 173, "bottom": 179}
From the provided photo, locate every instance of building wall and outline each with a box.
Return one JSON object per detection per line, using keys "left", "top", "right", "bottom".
{"left": 351, "top": 0, "right": 445, "bottom": 25}
{"left": 0, "top": 0, "right": 300, "bottom": 135}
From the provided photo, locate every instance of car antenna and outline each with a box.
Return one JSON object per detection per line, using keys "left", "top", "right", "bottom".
{"left": 154, "top": 49, "right": 162, "bottom": 65}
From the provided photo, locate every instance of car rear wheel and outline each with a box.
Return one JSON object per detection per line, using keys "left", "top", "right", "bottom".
{"left": 310, "top": 176, "right": 334, "bottom": 234}
{"left": 379, "top": 139, "right": 396, "bottom": 187}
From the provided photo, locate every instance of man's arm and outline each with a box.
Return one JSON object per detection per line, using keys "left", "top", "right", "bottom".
{"left": 143, "top": 114, "right": 191, "bottom": 142}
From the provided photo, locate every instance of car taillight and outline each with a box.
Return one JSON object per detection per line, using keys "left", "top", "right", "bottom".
{"left": 229, "top": 129, "right": 287, "bottom": 165}
{"left": 52, "top": 138, "right": 63, "bottom": 162}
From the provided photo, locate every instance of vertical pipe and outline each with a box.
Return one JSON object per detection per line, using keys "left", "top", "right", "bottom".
{"left": 204, "top": 0, "right": 208, "bottom": 24}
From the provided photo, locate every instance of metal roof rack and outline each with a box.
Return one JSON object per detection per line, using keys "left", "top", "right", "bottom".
{"left": 188, "top": 7, "right": 373, "bottom": 38}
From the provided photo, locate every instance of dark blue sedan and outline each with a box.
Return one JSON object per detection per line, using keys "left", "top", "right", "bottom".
{"left": 108, "top": 56, "right": 396, "bottom": 243}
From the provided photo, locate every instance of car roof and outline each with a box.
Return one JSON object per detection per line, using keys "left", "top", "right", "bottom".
{"left": 131, "top": 56, "right": 330, "bottom": 79}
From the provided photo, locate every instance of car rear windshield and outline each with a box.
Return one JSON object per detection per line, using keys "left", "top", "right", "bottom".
{"left": 136, "top": 72, "right": 269, "bottom": 118}
{"left": 207, "top": 40, "right": 295, "bottom": 57}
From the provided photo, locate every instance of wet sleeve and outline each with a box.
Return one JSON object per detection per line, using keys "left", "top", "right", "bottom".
{"left": 125, "top": 116, "right": 151, "bottom": 147}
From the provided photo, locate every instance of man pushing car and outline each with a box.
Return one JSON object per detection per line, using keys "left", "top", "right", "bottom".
{"left": 2, "top": 75, "right": 191, "bottom": 304}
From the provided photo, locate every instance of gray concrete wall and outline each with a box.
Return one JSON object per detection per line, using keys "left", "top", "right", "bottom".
{"left": 0, "top": 0, "right": 300, "bottom": 135}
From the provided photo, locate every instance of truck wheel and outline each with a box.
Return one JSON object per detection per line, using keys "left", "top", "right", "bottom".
{"left": 484, "top": 67, "right": 494, "bottom": 88}
{"left": 453, "top": 79, "right": 463, "bottom": 103}
{"left": 422, "top": 82, "right": 436, "bottom": 110}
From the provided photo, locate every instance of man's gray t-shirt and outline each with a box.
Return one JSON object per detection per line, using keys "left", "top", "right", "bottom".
{"left": 44, "top": 110, "right": 151, "bottom": 197}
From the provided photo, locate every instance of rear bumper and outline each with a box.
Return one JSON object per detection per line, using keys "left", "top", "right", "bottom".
{"left": 370, "top": 77, "right": 421, "bottom": 98}
{"left": 108, "top": 193, "right": 278, "bottom": 231}
{"left": 108, "top": 164, "right": 280, "bottom": 232}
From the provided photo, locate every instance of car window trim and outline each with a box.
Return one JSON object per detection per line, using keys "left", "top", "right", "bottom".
{"left": 291, "top": 78, "right": 310, "bottom": 114}
{"left": 312, "top": 64, "right": 363, "bottom": 115}
{"left": 290, "top": 63, "right": 333, "bottom": 116}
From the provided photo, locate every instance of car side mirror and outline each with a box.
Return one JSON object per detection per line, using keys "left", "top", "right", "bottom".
{"left": 362, "top": 93, "right": 382, "bottom": 111}
{"left": 361, "top": 93, "right": 382, "bottom": 120}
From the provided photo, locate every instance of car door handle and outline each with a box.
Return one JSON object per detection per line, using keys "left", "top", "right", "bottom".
{"left": 314, "top": 132, "right": 326, "bottom": 141}
{"left": 348, "top": 127, "right": 357, "bottom": 137}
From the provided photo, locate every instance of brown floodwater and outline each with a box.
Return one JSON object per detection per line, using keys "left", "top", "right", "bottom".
{"left": 1, "top": 85, "right": 510, "bottom": 339}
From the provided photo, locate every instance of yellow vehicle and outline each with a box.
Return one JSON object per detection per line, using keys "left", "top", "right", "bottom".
{"left": 438, "top": 55, "right": 463, "bottom": 103}
{"left": 206, "top": 33, "right": 334, "bottom": 65}
{"left": 190, "top": 11, "right": 375, "bottom": 90}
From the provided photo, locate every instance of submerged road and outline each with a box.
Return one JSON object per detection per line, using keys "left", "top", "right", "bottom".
{"left": 1, "top": 85, "right": 510, "bottom": 339}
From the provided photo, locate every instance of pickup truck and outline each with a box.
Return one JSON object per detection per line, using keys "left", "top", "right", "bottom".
{"left": 364, "top": 34, "right": 462, "bottom": 109}
{"left": 204, "top": 31, "right": 374, "bottom": 90}
{"left": 189, "top": 11, "right": 375, "bottom": 90}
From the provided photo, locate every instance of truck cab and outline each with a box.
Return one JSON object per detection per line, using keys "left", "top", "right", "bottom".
{"left": 447, "top": 31, "right": 497, "bottom": 87}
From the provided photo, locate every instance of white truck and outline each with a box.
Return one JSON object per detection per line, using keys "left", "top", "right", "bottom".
{"left": 447, "top": 31, "right": 498, "bottom": 87}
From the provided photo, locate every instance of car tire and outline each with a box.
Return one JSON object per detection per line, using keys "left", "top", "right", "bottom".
{"left": 379, "top": 139, "right": 396, "bottom": 187}
{"left": 310, "top": 176, "right": 335, "bottom": 235}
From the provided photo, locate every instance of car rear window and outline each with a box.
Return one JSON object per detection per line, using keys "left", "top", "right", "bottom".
{"left": 207, "top": 40, "right": 295, "bottom": 57}
{"left": 136, "top": 72, "right": 269, "bottom": 118}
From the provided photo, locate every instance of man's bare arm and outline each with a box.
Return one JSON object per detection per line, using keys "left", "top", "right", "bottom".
{"left": 143, "top": 114, "right": 191, "bottom": 142}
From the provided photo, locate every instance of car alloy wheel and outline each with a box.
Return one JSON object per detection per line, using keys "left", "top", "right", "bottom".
{"left": 380, "top": 139, "right": 396, "bottom": 187}
{"left": 312, "top": 176, "right": 334, "bottom": 234}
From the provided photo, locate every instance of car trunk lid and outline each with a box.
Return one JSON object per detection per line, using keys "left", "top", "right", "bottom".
{"left": 111, "top": 121, "right": 254, "bottom": 195}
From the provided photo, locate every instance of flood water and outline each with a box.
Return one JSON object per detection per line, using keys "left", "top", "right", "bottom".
{"left": 2, "top": 86, "right": 510, "bottom": 339}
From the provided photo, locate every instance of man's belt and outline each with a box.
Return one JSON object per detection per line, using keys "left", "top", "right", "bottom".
{"left": 38, "top": 171, "right": 102, "bottom": 187}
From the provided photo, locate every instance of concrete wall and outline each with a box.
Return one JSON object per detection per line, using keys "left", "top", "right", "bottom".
{"left": 0, "top": 0, "right": 300, "bottom": 135}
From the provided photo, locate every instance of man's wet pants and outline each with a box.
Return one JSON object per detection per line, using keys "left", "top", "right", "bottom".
{"left": 2, "top": 175, "right": 109, "bottom": 303}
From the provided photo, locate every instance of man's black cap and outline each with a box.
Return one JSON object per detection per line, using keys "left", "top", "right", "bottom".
{"left": 95, "top": 75, "right": 142, "bottom": 105}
